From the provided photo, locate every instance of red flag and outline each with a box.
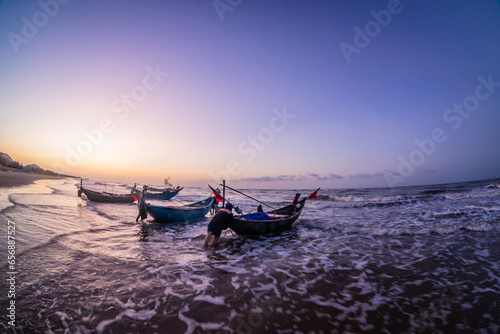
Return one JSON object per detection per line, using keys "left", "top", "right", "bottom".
{"left": 209, "top": 185, "right": 224, "bottom": 202}
{"left": 308, "top": 188, "right": 320, "bottom": 199}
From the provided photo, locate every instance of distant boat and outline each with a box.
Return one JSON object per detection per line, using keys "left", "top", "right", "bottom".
{"left": 146, "top": 197, "right": 215, "bottom": 223}
{"left": 145, "top": 187, "right": 183, "bottom": 200}
{"left": 79, "top": 187, "right": 136, "bottom": 203}
{"left": 229, "top": 198, "right": 307, "bottom": 235}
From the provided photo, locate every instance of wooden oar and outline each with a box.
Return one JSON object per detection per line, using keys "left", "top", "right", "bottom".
{"left": 220, "top": 184, "right": 277, "bottom": 210}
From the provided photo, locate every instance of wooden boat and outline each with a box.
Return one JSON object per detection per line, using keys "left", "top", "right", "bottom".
{"left": 146, "top": 197, "right": 215, "bottom": 223}
{"left": 229, "top": 198, "right": 307, "bottom": 235}
{"left": 80, "top": 187, "right": 136, "bottom": 203}
{"left": 145, "top": 187, "right": 183, "bottom": 200}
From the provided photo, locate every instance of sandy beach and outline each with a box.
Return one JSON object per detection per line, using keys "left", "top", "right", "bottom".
{"left": 0, "top": 166, "right": 66, "bottom": 188}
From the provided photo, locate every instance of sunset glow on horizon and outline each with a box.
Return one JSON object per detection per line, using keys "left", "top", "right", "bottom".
{"left": 1, "top": 0, "right": 500, "bottom": 189}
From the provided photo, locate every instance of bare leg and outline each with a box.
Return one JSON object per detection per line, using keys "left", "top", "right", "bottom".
{"left": 210, "top": 236, "right": 220, "bottom": 247}
{"left": 203, "top": 231, "right": 213, "bottom": 248}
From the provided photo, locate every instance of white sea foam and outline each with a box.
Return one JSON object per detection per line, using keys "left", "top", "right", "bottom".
{"left": 216, "top": 265, "right": 249, "bottom": 274}
{"left": 96, "top": 309, "right": 157, "bottom": 333}
{"left": 474, "top": 249, "right": 490, "bottom": 257}
{"left": 178, "top": 305, "right": 231, "bottom": 334}
{"left": 193, "top": 294, "right": 227, "bottom": 306}
{"left": 164, "top": 286, "right": 187, "bottom": 298}
{"left": 54, "top": 311, "right": 69, "bottom": 329}
{"left": 114, "top": 297, "right": 136, "bottom": 308}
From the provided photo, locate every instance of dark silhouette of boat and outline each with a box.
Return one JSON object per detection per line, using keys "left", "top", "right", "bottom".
{"left": 145, "top": 187, "right": 183, "bottom": 200}
{"left": 229, "top": 198, "right": 307, "bottom": 235}
{"left": 79, "top": 187, "right": 136, "bottom": 203}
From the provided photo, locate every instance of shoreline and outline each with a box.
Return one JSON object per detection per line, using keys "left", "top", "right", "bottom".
{"left": 0, "top": 167, "right": 68, "bottom": 188}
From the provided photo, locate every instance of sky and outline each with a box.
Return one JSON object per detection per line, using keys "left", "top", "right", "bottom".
{"left": 1, "top": 0, "right": 500, "bottom": 189}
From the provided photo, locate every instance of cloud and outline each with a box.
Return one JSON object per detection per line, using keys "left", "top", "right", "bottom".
{"left": 234, "top": 172, "right": 344, "bottom": 183}
{"left": 308, "top": 172, "right": 344, "bottom": 181}
{"left": 234, "top": 171, "right": 398, "bottom": 184}
{"left": 234, "top": 174, "right": 308, "bottom": 183}
{"left": 228, "top": 168, "right": 438, "bottom": 187}
{"left": 349, "top": 172, "right": 385, "bottom": 180}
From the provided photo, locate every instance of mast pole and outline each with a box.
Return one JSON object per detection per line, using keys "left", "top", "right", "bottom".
{"left": 222, "top": 180, "right": 226, "bottom": 208}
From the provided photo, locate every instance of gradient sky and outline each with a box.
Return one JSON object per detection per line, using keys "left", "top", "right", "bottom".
{"left": 1, "top": 0, "right": 500, "bottom": 189}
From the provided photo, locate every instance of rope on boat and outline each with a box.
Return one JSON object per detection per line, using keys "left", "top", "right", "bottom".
{"left": 220, "top": 184, "right": 277, "bottom": 210}
{"left": 223, "top": 229, "right": 235, "bottom": 238}
{"left": 170, "top": 198, "right": 188, "bottom": 206}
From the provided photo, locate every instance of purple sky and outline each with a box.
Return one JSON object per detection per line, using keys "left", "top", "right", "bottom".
{"left": 1, "top": 0, "right": 500, "bottom": 188}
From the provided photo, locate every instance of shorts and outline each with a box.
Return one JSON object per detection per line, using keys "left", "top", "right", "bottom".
{"left": 208, "top": 225, "right": 222, "bottom": 237}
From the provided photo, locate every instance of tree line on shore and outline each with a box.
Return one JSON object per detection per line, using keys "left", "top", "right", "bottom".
{"left": 0, "top": 151, "right": 60, "bottom": 176}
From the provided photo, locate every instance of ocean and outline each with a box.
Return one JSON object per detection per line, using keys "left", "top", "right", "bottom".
{"left": 1, "top": 178, "right": 499, "bottom": 333}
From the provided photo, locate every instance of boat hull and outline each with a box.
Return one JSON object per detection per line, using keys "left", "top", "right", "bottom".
{"left": 145, "top": 188, "right": 183, "bottom": 200}
{"left": 146, "top": 197, "right": 214, "bottom": 223}
{"left": 81, "top": 188, "right": 135, "bottom": 203}
{"left": 229, "top": 199, "right": 306, "bottom": 235}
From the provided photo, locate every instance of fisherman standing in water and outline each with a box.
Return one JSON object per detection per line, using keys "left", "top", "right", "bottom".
{"left": 203, "top": 202, "right": 235, "bottom": 247}
{"left": 136, "top": 185, "right": 148, "bottom": 222}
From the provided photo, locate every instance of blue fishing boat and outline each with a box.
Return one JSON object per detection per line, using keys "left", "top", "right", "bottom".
{"left": 145, "top": 187, "right": 183, "bottom": 200}
{"left": 146, "top": 197, "right": 215, "bottom": 223}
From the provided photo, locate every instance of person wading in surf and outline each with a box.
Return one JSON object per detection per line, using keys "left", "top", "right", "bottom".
{"left": 203, "top": 202, "right": 236, "bottom": 247}
{"left": 136, "top": 185, "right": 148, "bottom": 222}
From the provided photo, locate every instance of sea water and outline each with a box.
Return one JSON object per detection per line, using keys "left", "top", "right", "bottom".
{"left": 0, "top": 178, "right": 499, "bottom": 333}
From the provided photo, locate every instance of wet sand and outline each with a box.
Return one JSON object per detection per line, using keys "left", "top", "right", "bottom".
{"left": 0, "top": 167, "right": 65, "bottom": 188}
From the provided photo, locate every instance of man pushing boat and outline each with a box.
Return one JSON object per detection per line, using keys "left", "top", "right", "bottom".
{"left": 203, "top": 202, "right": 236, "bottom": 247}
